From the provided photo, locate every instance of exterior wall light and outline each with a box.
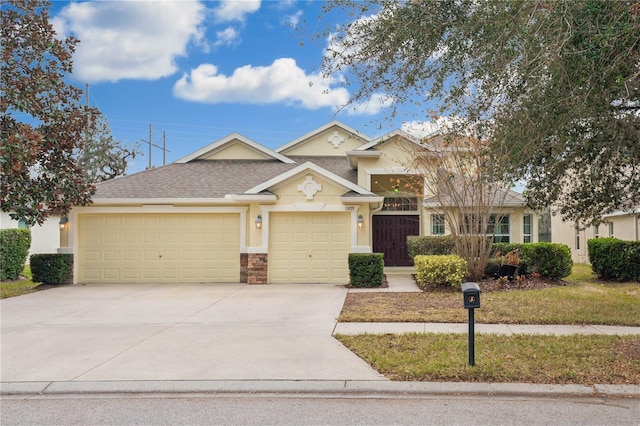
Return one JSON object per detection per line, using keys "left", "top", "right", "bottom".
{"left": 255, "top": 215, "right": 263, "bottom": 230}
{"left": 59, "top": 216, "right": 68, "bottom": 230}
{"left": 357, "top": 215, "right": 364, "bottom": 229}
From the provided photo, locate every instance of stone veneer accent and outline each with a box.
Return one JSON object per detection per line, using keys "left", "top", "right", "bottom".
{"left": 247, "top": 253, "right": 268, "bottom": 285}
{"left": 240, "top": 253, "right": 248, "bottom": 283}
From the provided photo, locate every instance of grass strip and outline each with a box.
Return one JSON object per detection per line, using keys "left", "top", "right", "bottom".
{"left": 340, "top": 282, "right": 640, "bottom": 326}
{"left": 0, "top": 266, "right": 39, "bottom": 299}
{"left": 335, "top": 333, "right": 640, "bottom": 384}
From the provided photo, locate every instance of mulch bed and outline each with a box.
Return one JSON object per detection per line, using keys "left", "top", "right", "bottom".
{"left": 416, "top": 274, "right": 568, "bottom": 293}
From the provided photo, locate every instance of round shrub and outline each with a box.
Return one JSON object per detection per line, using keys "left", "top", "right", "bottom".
{"left": 521, "top": 242, "right": 572, "bottom": 279}
{"left": 415, "top": 254, "right": 468, "bottom": 289}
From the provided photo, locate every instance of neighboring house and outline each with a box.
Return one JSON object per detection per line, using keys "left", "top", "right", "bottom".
{"left": 1, "top": 212, "right": 61, "bottom": 258}
{"left": 551, "top": 207, "right": 640, "bottom": 264}
{"left": 61, "top": 121, "right": 537, "bottom": 285}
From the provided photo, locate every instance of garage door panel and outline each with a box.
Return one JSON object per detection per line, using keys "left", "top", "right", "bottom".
{"left": 269, "top": 213, "right": 349, "bottom": 284}
{"left": 78, "top": 213, "right": 240, "bottom": 283}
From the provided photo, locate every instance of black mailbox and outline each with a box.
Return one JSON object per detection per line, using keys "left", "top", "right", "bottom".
{"left": 462, "top": 282, "right": 481, "bottom": 309}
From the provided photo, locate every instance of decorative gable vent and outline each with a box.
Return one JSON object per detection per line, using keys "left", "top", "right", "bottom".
{"left": 328, "top": 131, "right": 344, "bottom": 149}
{"left": 298, "top": 175, "right": 322, "bottom": 200}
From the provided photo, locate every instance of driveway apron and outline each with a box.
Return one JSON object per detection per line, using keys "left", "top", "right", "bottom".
{"left": 0, "top": 283, "right": 384, "bottom": 382}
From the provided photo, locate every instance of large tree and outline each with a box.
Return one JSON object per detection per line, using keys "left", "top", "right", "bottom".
{"left": 76, "top": 115, "right": 140, "bottom": 184}
{"left": 321, "top": 0, "right": 640, "bottom": 226}
{"left": 1, "top": 0, "right": 97, "bottom": 225}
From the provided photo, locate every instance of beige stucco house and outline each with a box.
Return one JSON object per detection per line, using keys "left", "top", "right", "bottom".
{"left": 1, "top": 212, "right": 61, "bottom": 258}
{"left": 551, "top": 208, "right": 640, "bottom": 264}
{"left": 61, "top": 121, "right": 537, "bottom": 285}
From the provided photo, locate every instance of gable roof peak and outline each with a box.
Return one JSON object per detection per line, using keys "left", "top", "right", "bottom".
{"left": 275, "top": 120, "right": 371, "bottom": 154}
{"left": 176, "top": 133, "right": 295, "bottom": 164}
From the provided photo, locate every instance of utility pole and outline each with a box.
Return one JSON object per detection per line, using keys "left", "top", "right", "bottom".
{"left": 140, "top": 124, "right": 170, "bottom": 169}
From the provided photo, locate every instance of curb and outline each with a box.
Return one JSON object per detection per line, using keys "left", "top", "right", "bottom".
{"left": 2, "top": 380, "right": 639, "bottom": 398}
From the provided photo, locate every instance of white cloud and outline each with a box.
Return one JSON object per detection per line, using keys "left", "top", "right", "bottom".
{"left": 52, "top": 1, "right": 206, "bottom": 83}
{"left": 346, "top": 93, "right": 394, "bottom": 116}
{"left": 287, "top": 10, "right": 303, "bottom": 27}
{"left": 213, "top": 0, "right": 261, "bottom": 23}
{"left": 402, "top": 118, "right": 459, "bottom": 138}
{"left": 214, "top": 27, "right": 240, "bottom": 48}
{"left": 173, "top": 58, "right": 361, "bottom": 112}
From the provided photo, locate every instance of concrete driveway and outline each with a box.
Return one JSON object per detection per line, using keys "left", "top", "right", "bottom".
{"left": 1, "top": 283, "right": 384, "bottom": 383}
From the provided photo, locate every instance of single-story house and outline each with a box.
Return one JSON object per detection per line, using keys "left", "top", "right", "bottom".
{"left": 61, "top": 121, "right": 538, "bottom": 284}
{"left": 551, "top": 207, "right": 640, "bottom": 264}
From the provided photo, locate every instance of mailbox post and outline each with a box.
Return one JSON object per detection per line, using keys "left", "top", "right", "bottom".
{"left": 461, "top": 282, "right": 481, "bottom": 366}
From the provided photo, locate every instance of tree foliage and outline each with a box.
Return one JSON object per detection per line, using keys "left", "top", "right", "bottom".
{"left": 76, "top": 115, "right": 140, "bottom": 184}
{"left": 321, "top": 0, "right": 640, "bottom": 226}
{"left": 1, "top": 0, "right": 96, "bottom": 225}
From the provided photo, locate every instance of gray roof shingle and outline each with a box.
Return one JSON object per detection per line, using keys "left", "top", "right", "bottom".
{"left": 94, "top": 157, "right": 357, "bottom": 199}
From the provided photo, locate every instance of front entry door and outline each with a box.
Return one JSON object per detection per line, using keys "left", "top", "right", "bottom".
{"left": 372, "top": 215, "right": 420, "bottom": 266}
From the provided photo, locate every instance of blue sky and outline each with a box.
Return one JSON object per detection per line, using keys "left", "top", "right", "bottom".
{"left": 48, "top": 0, "right": 435, "bottom": 173}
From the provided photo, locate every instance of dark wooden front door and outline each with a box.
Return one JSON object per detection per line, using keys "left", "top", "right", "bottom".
{"left": 372, "top": 215, "right": 420, "bottom": 266}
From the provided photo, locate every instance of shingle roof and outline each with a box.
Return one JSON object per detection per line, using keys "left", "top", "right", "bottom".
{"left": 94, "top": 156, "right": 357, "bottom": 199}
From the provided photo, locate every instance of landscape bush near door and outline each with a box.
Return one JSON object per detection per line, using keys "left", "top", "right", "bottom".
{"left": 588, "top": 238, "right": 640, "bottom": 281}
{"left": 407, "top": 235, "right": 456, "bottom": 258}
{"left": 348, "top": 253, "right": 384, "bottom": 287}
{"left": 414, "top": 254, "right": 467, "bottom": 289}
{"left": 30, "top": 254, "right": 73, "bottom": 285}
{"left": 0, "top": 229, "right": 31, "bottom": 280}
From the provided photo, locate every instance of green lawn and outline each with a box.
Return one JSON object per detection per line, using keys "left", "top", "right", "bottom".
{"left": 0, "top": 266, "right": 40, "bottom": 299}
{"left": 337, "top": 264, "right": 640, "bottom": 384}
{"left": 340, "top": 265, "right": 640, "bottom": 326}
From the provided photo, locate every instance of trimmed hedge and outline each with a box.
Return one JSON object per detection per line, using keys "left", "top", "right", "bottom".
{"left": 521, "top": 242, "right": 572, "bottom": 279}
{"left": 588, "top": 238, "right": 640, "bottom": 281}
{"left": 348, "top": 253, "right": 384, "bottom": 288}
{"left": 0, "top": 229, "right": 31, "bottom": 280}
{"left": 30, "top": 253, "right": 73, "bottom": 285}
{"left": 407, "top": 235, "right": 456, "bottom": 258}
{"left": 415, "top": 254, "right": 467, "bottom": 289}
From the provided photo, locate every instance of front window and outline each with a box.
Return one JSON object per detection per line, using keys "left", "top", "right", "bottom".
{"left": 382, "top": 197, "right": 418, "bottom": 212}
{"left": 431, "top": 214, "right": 445, "bottom": 235}
{"left": 523, "top": 214, "right": 532, "bottom": 243}
{"left": 575, "top": 224, "right": 581, "bottom": 250}
{"left": 460, "top": 214, "right": 510, "bottom": 243}
{"left": 608, "top": 222, "right": 614, "bottom": 237}
{"left": 489, "top": 214, "right": 510, "bottom": 243}
{"left": 17, "top": 219, "right": 29, "bottom": 230}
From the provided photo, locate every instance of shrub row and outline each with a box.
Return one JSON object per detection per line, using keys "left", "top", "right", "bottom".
{"left": 348, "top": 253, "right": 384, "bottom": 288}
{"left": 588, "top": 238, "right": 640, "bottom": 281}
{"left": 0, "top": 229, "right": 31, "bottom": 280}
{"left": 30, "top": 254, "right": 73, "bottom": 285}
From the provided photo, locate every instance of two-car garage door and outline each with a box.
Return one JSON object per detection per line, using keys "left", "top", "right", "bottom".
{"left": 78, "top": 213, "right": 240, "bottom": 283}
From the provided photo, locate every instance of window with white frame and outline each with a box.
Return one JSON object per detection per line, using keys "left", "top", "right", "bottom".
{"left": 461, "top": 214, "right": 510, "bottom": 243}
{"left": 593, "top": 225, "right": 600, "bottom": 238}
{"left": 523, "top": 214, "right": 532, "bottom": 243}
{"left": 608, "top": 222, "right": 614, "bottom": 237}
{"left": 17, "top": 219, "right": 29, "bottom": 230}
{"left": 575, "top": 224, "right": 580, "bottom": 250}
{"left": 431, "top": 214, "right": 445, "bottom": 235}
{"left": 489, "top": 214, "right": 510, "bottom": 243}
{"left": 382, "top": 197, "right": 418, "bottom": 212}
